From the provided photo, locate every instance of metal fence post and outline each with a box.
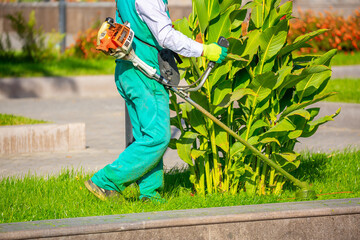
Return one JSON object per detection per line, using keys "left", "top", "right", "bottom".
{"left": 59, "top": 0, "right": 66, "bottom": 53}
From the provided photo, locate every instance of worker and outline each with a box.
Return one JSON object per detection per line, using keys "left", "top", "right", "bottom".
{"left": 85, "top": 0, "right": 227, "bottom": 202}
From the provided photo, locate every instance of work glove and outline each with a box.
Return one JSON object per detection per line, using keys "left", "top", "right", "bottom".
{"left": 203, "top": 43, "right": 228, "bottom": 63}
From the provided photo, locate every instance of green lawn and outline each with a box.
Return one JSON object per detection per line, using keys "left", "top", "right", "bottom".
{"left": 0, "top": 51, "right": 360, "bottom": 78}
{"left": 0, "top": 57, "right": 116, "bottom": 78}
{"left": 325, "top": 78, "right": 360, "bottom": 103}
{"left": 1, "top": 148, "right": 359, "bottom": 224}
{"left": 331, "top": 51, "right": 360, "bottom": 66}
{"left": 0, "top": 114, "right": 49, "bottom": 126}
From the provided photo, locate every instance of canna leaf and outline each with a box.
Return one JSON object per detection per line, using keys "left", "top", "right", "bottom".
{"left": 311, "top": 49, "right": 337, "bottom": 67}
{"left": 279, "top": 29, "right": 328, "bottom": 57}
{"left": 173, "top": 17, "right": 193, "bottom": 38}
{"left": 250, "top": 0, "right": 264, "bottom": 29}
{"left": 296, "top": 67, "right": 331, "bottom": 102}
{"left": 280, "top": 92, "right": 337, "bottom": 118}
{"left": 259, "top": 20, "right": 288, "bottom": 61}
{"left": 215, "top": 125, "right": 229, "bottom": 152}
{"left": 277, "top": 65, "right": 330, "bottom": 95}
{"left": 189, "top": 108, "right": 209, "bottom": 137}
{"left": 176, "top": 131, "right": 199, "bottom": 166}
{"left": 260, "top": 137, "right": 281, "bottom": 146}
{"left": 193, "top": 0, "right": 220, "bottom": 34}
{"left": 209, "top": 62, "right": 232, "bottom": 89}
{"left": 249, "top": 71, "right": 278, "bottom": 103}
{"left": 230, "top": 9, "right": 247, "bottom": 30}
{"left": 213, "top": 80, "right": 232, "bottom": 105}
{"left": 191, "top": 149, "right": 207, "bottom": 160}
{"left": 208, "top": 5, "right": 234, "bottom": 43}
{"left": 218, "top": 88, "right": 255, "bottom": 108}
{"left": 230, "top": 142, "right": 245, "bottom": 159}
{"left": 220, "top": 0, "right": 242, "bottom": 13}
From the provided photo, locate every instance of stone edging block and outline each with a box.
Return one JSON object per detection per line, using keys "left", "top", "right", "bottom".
{"left": 0, "top": 123, "right": 85, "bottom": 155}
{"left": 0, "top": 198, "right": 359, "bottom": 240}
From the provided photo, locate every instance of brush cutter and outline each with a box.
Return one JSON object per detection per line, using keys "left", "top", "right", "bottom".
{"left": 96, "top": 17, "right": 316, "bottom": 199}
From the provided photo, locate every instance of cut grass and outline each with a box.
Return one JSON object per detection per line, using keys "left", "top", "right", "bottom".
{"left": 0, "top": 114, "right": 49, "bottom": 126}
{"left": 324, "top": 78, "right": 360, "bottom": 103}
{"left": 1, "top": 148, "right": 359, "bottom": 224}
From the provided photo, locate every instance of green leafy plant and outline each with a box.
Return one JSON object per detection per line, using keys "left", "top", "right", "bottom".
{"left": 170, "top": 0, "right": 340, "bottom": 195}
{"left": 65, "top": 21, "right": 104, "bottom": 59}
{"left": 4, "top": 11, "right": 63, "bottom": 62}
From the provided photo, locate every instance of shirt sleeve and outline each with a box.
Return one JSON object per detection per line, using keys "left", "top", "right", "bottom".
{"left": 135, "top": 0, "right": 203, "bottom": 58}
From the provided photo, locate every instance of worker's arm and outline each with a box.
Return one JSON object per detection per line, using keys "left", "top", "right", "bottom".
{"left": 135, "top": 0, "right": 203, "bottom": 58}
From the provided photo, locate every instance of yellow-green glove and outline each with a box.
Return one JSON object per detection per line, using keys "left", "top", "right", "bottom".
{"left": 203, "top": 43, "right": 228, "bottom": 63}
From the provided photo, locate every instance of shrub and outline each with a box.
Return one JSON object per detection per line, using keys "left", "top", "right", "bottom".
{"left": 65, "top": 21, "right": 103, "bottom": 59}
{"left": 3, "top": 11, "right": 63, "bottom": 62}
{"left": 289, "top": 8, "right": 360, "bottom": 53}
{"left": 170, "top": 0, "right": 339, "bottom": 196}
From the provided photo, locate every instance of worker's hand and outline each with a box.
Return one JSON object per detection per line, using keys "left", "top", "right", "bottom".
{"left": 202, "top": 43, "right": 228, "bottom": 63}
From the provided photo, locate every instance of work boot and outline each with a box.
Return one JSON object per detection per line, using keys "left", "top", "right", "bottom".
{"left": 84, "top": 179, "right": 119, "bottom": 201}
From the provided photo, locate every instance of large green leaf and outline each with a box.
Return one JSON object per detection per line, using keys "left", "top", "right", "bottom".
{"left": 277, "top": 65, "right": 330, "bottom": 95}
{"left": 258, "top": 20, "right": 288, "bottom": 72}
{"left": 260, "top": 117, "right": 296, "bottom": 139}
{"left": 280, "top": 92, "right": 337, "bottom": 118}
{"left": 250, "top": 0, "right": 264, "bottom": 29}
{"left": 249, "top": 71, "right": 278, "bottom": 103}
{"left": 273, "top": 152, "right": 300, "bottom": 172}
{"left": 279, "top": 29, "right": 328, "bottom": 56}
{"left": 193, "top": 0, "right": 209, "bottom": 34}
{"left": 208, "top": 5, "right": 234, "bottom": 43}
{"left": 218, "top": 88, "right": 255, "bottom": 108}
{"left": 209, "top": 62, "right": 231, "bottom": 89}
{"left": 189, "top": 108, "right": 209, "bottom": 137}
{"left": 220, "top": 0, "right": 242, "bottom": 13}
{"left": 176, "top": 131, "right": 199, "bottom": 166}
{"left": 301, "top": 108, "right": 340, "bottom": 138}
{"left": 230, "top": 142, "right": 245, "bottom": 159}
{"left": 312, "top": 49, "right": 337, "bottom": 67}
{"left": 230, "top": 9, "right": 247, "bottom": 30}
{"left": 213, "top": 80, "right": 232, "bottom": 105}
{"left": 215, "top": 125, "right": 229, "bottom": 152}
{"left": 193, "top": 0, "right": 221, "bottom": 34}
{"left": 173, "top": 17, "right": 193, "bottom": 38}
{"left": 241, "top": 119, "right": 268, "bottom": 139}
{"left": 296, "top": 67, "right": 331, "bottom": 101}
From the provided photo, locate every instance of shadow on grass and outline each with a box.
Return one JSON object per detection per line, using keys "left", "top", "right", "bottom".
{"left": 283, "top": 152, "right": 329, "bottom": 191}
{"left": 163, "top": 167, "right": 192, "bottom": 195}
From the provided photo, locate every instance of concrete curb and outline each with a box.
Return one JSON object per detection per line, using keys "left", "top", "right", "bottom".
{"left": 0, "top": 123, "right": 85, "bottom": 155}
{"left": 0, "top": 65, "right": 359, "bottom": 99}
{"left": 0, "top": 198, "right": 359, "bottom": 240}
{"left": 0, "top": 75, "right": 118, "bottom": 99}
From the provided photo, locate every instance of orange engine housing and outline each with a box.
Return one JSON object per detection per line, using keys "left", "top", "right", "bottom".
{"left": 96, "top": 23, "right": 132, "bottom": 53}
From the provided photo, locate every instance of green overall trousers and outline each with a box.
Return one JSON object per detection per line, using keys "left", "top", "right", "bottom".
{"left": 91, "top": 0, "right": 171, "bottom": 200}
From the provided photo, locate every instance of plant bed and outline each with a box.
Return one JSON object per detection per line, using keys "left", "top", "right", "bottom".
{"left": 1, "top": 148, "right": 359, "bottom": 224}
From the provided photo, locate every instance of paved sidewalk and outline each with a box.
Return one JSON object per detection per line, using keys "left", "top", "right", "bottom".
{"left": 0, "top": 65, "right": 359, "bottom": 178}
{"left": 0, "top": 97, "right": 359, "bottom": 178}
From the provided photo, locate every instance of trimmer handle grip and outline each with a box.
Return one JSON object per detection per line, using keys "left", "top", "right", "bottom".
{"left": 209, "top": 36, "right": 229, "bottom": 68}
{"left": 217, "top": 36, "right": 230, "bottom": 48}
